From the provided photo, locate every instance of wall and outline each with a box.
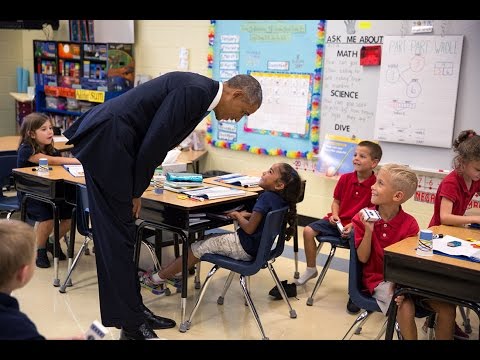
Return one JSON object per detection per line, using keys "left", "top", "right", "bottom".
{"left": 12, "top": 20, "right": 477, "bottom": 228}
{"left": 0, "top": 21, "right": 69, "bottom": 136}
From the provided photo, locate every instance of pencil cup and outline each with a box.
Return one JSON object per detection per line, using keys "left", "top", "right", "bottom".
{"left": 416, "top": 229, "right": 433, "bottom": 256}
{"left": 38, "top": 158, "right": 49, "bottom": 176}
{"left": 154, "top": 181, "right": 164, "bottom": 195}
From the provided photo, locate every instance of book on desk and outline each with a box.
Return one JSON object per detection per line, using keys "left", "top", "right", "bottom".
{"left": 215, "top": 173, "right": 260, "bottom": 188}
{"left": 433, "top": 235, "right": 480, "bottom": 262}
{"left": 183, "top": 185, "right": 246, "bottom": 200}
{"left": 63, "top": 164, "right": 84, "bottom": 177}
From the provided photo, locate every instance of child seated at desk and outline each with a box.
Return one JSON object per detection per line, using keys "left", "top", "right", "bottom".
{"left": 425, "top": 129, "right": 480, "bottom": 340}
{"left": 139, "top": 162, "right": 302, "bottom": 291}
{"left": 17, "top": 113, "right": 81, "bottom": 268}
{"left": 351, "top": 163, "right": 456, "bottom": 340}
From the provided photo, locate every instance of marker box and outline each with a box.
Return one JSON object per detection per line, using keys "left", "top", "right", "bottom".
{"left": 361, "top": 208, "right": 382, "bottom": 222}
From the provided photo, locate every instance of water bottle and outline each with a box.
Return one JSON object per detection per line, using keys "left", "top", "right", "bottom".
{"left": 38, "top": 158, "right": 49, "bottom": 176}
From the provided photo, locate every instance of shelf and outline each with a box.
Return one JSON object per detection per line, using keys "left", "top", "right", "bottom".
{"left": 37, "top": 107, "right": 83, "bottom": 117}
{"left": 10, "top": 92, "right": 34, "bottom": 103}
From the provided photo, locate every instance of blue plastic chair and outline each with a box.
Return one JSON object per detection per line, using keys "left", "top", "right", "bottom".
{"left": 342, "top": 235, "right": 435, "bottom": 340}
{"left": 59, "top": 184, "right": 94, "bottom": 293}
{"left": 181, "top": 206, "right": 296, "bottom": 340}
{"left": 0, "top": 152, "right": 20, "bottom": 219}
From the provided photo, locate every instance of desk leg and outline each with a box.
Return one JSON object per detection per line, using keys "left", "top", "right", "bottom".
{"left": 179, "top": 229, "right": 189, "bottom": 332}
{"left": 385, "top": 289, "right": 400, "bottom": 340}
{"left": 52, "top": 204, "right": 60, "bottom": 287}
{"left": 293, "top": 219, "right": 299, "bottom": 279}
{"left": 60, "top": 206, "right": 76, "bottom": 292}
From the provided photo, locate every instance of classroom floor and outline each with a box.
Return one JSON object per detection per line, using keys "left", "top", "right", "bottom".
{"left": 12, "top": 222, "right": 478, "bottom": 341}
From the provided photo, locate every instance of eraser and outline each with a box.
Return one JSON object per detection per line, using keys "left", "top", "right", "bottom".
{"left": 85, "top": 320, "right": 108, "bottom": 340}
{"left": 336, "top": 221, "right": 344, "bottom": 233}
{"left": 361, "top": 208, "right": 382, "bottom": 222}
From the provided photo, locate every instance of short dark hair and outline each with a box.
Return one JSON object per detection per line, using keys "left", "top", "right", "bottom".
{"left": 358, "top": 140, "right": 382, "bottom": 161}
{"left": 225, "top": 74, "right": 262, "bottom": 107}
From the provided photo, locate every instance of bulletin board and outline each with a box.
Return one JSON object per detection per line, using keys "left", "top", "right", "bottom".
{"left": 206, "top": 20, "right": 325, "bottom": 159}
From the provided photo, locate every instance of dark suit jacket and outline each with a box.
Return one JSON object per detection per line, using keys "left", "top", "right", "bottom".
{"left": 64, "top": 71, "right": 219, "bottom": 199}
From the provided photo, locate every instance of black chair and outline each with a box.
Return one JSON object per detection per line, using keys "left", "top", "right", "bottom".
{"left": 342, "top": 235, "right": 435, "bottom": 340}
{"left": 0, "top": 152, "right": 20, "bottom": 219}
{"left": 306, "top": 234, "right": 349, "bottom": 306}
{"left": 59, "top": 184, "right": 94, "bottom": 293}
{"left": 181, "top": 206, "right": 296, "bottom": 340}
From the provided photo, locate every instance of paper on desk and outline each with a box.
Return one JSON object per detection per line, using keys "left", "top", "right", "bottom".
{"left": 162, "top": 149, "right": 182, "bottom": 165}
{"left": 433, "top": 235, "right": 480, "bottom": 262}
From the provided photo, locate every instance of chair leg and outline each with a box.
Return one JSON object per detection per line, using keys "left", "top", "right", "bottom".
{"left": 375, "top": 318, "right": 388, "bottom": 340}
{"left": 217, "top": 271, "right": 235, "bottom": 305}
{"left": 459, "top": 306, "right": 472, "bottom": 334}
{"left": 342, "top": 310, "right": 370, "bottom": 340}
{"left": 306, "top": 244, "right": 336, "bottom": 306}
{"left": 239, "top": 275, "right": 269, "bottom": 340}
{"left": 59, "top": 236, "right": 92, "bottom": 293}
{"left": 194, "top": 262, "right": 201, "bottom": 289}
{"left": 267, "top": 263, "right": 297, "bottom": 319}
{"left": 182, "top": 264, "right": 219, "bottom": 333}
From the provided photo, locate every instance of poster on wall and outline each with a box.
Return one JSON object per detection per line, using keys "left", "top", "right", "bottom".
{"left": 207, "top": 20, "right": 325, "bottom": 159}
{"left": 316, "top": 134, "right": 360, "bottom": 176}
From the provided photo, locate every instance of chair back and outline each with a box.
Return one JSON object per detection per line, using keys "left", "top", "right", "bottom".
{"left": 0, "top": 153, "right": 18, "bottom": 196}
{"left": 201, "top": 206, "right": 289, "bottom": 277}
{"left": 76, "top": 184, "right": 92, "bottom": 237}
{"left": 347, "top": 235, "right": 382, "bottom": 312}
{"left": 297, "top": 180, "right": 307, "bottom": 203}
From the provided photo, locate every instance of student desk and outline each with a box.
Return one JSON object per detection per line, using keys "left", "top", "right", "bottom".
{"left": 12, "top": 166, "right": 75, "bottom": 287}
{"left": 383, "top": 225, "right": 480, "bottom": 340}
{"left": 139, "top": 187, "right": 258, "bottom": 331}
{"left": 0, "top": 135, "right": 73, "bottom": 153}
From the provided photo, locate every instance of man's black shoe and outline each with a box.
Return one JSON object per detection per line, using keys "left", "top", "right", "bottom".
{"left": 142, "top": 304, "right": 176, "bottom": 329}
{"left": 119, "top": 322, "right": 158, "bottom": 340}
{"left": 346, "top": 297, "right": 361, "bottom": 314}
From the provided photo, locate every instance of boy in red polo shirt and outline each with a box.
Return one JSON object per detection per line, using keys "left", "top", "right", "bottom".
{"left": 296, "top": 140, "right": 382, "bottom": 314}
{"left": 352, "top": 163, "right": 456, "bottom": 340}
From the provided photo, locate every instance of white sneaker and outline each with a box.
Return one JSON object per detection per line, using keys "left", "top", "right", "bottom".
{"left": 295, "top": 270, "right": 319, "bottom": 285}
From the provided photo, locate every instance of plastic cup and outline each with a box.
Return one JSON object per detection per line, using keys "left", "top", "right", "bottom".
{"left": 416, "top": 229, "right": 433, "bottom": 256}
{"left": 38, "top": 158, "right": 49, "bottom": 176}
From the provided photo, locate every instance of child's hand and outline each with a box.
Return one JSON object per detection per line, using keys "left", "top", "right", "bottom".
{"left": 341, "top": 223, "right": 353, "bottom": 238}
{"left": 394, "top": 295, "right": 405, "bottom": 306}
{"left": 329, "top": 215, "right": 340, "bottom": 225}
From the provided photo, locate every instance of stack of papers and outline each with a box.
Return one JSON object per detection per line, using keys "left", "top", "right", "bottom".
{"left": 433, "top": 235, "right": 480, "bottom": 262}
{"left": 63, "top": 164, "right": 84, "bottom": 177}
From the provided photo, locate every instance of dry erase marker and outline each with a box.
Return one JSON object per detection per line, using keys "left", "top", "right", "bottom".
{"left": 433, "top": 234, "right": 444, "bottom": 239}
{"left": 32, "top": 167, "right": 53, "bottom": 171}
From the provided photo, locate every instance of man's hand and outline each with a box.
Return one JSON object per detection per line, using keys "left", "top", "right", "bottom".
{"left": 132, "top": 197, "right": 141, "bottom": 218}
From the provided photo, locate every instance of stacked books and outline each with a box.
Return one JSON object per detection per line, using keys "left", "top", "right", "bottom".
{"left": 63, "top": 164, "right": 84, "bottom": 177}
{"left": 164, "top": 172, "right": 205, "bottom": 193}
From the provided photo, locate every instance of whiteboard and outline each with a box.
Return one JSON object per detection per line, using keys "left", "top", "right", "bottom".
{"left": 319, "top": 21, "right": 480, "bottom": 172}
{"left": 374, "top": 35, "right": 463, "bottom": 148}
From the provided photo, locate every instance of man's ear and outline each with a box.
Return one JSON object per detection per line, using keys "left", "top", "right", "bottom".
{"left": 231, "top": 89, "right": 244, "bottom": 99}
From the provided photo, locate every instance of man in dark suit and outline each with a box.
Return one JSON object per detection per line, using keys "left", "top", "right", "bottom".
{"left": 64, "top": 71, "right": 262, "bottom": 340}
